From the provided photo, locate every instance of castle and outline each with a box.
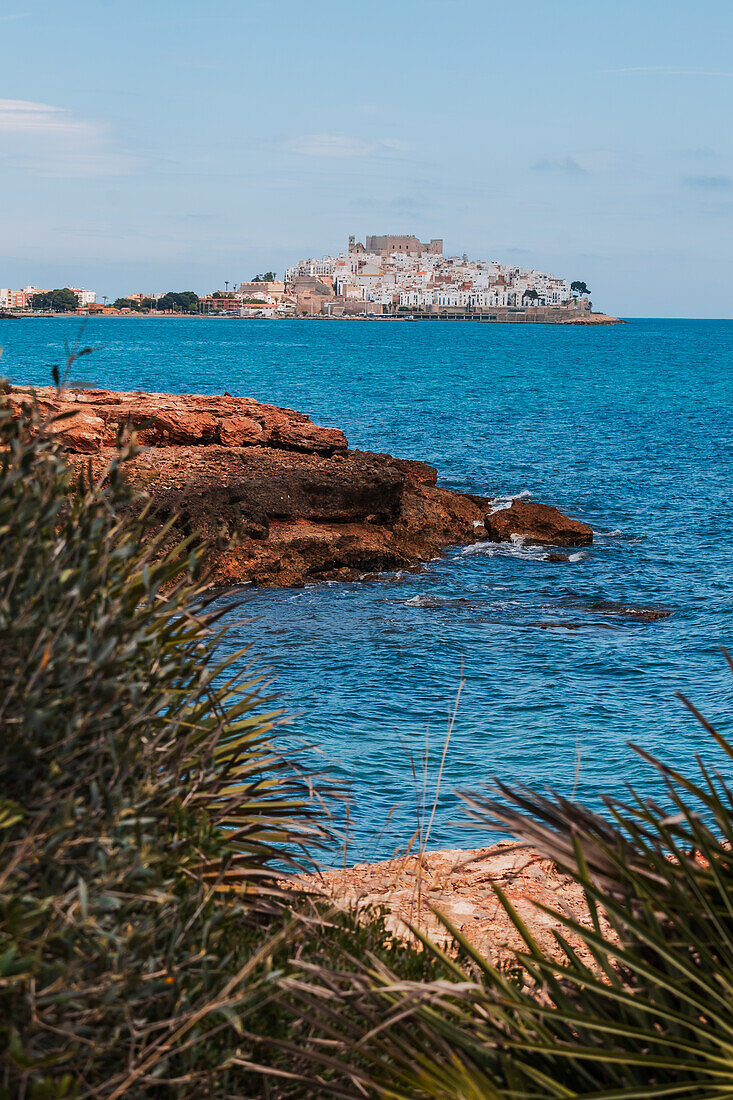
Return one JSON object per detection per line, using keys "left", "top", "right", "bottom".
{"left": 348, "top": 234, "right": 443, "bottom": 257}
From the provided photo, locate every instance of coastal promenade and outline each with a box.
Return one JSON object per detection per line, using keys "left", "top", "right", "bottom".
{"left": 1, "top": 306, "right": 621, "bottom": 323}
{"left": 387, "top": 307, "right": 620, "bottom": 324}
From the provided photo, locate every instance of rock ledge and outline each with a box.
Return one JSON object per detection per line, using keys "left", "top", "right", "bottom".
{"left": 8, "top": 386, "right": 593, "bottom": 586}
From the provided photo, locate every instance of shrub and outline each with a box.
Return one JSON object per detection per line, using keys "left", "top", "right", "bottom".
{"left": 0, "top": 387, "right": 330, "bottom": 1097}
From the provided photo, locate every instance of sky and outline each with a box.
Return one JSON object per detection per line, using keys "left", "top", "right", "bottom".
{"left": 1, "top": 0, "right": 732, "bottom": 317}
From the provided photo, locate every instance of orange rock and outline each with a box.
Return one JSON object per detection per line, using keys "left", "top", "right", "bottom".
{"left": 485, "top": 499, "right": 593, "bottom": 546}
{"left": 295, "top": 843, "right": 614, "bottom": 967}
{"left": 217, "top": 415, "right": 265, "bottom": 446}
{"left": 54, "top": 408, "right": 105, "bottom": 454}
{"left": 9, "top": 387, "right": 348, "bottom": 455}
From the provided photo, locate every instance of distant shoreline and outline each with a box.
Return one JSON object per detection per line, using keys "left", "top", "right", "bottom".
{"left": 1, "top": 310, "right": 624, "bottom": 325}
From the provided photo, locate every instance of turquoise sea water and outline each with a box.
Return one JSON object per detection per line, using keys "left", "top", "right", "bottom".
{"left": 3, "top": 316, "right": 733, "bottom": 861}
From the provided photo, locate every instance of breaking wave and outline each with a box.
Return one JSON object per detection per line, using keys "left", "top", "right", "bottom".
{"left": 487, "top": 489, "right": 534, "bottom": 514}
{"left": 461, "top": 539, "right": 557, "bottom": 563}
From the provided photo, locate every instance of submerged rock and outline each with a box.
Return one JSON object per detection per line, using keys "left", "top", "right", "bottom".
{"left": 582, "top": 601, "right": 672, "bottom": 622}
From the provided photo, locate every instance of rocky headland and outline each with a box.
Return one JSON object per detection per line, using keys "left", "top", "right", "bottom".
{"left": 8, "top": 385, "right": 593, "bottom": 586}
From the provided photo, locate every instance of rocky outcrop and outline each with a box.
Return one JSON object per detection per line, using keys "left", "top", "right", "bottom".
{"left": 6, "top": 386, "right": 348, "bottom": 455}
{"left": 8, "top": 386, "right": 593, "bottom": 586}
{"left": 562, "top": 312, "right": 623, "bottom": 325}
{"left": 484, "top": 499, "right": 593, "bottom": 547}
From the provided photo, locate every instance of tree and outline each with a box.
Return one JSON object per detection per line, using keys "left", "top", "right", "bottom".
{"left": 252, "top": 271, "right": 277, "bottom": 283}
{"left": 29, "top": 288, "right": 78, "bottom": 312}
{"left": 157, "top": 290, "right": 201, "bottom": 313}
{"left": 571, "top": 280, "right": 590, "bottom": 295}
{"left": 112, "top": 297, "right": 138, "bottom": 310}
{"left": 523, "top": 288, "right": 540, "bottom": 302}
{"left": 177, "top": 290, "right": 200, "bottom": 312}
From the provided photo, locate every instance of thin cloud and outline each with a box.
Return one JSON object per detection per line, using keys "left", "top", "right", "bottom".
{"left": 0, "top": 99, "right": 96, "bottom": 138}
{"left": 604, "top": 66, "right": 733, "bottom": 76}
{"left": 683, "top": 174, "right": 733, "bottom": 190}
{"left": 0, "top": 98, "right": 133, "bottom": 178}
{"left": 284, "top": 133, "right": 403, "bottom": 158}
{"left": 532, "top": 156, "right": 588, "bottom": 175}
{"left": 532, "top": 151, "right": 621, "bottom": 175}
{"left": 390, "top": 195, "right": 422, "bottom": 211}
{"left": 680, "top": 147, "right": 718, "bottom": 160}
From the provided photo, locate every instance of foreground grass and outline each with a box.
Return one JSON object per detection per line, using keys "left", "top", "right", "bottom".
{"left": 0, "top": 387, "right": 454, "bottom": 1098}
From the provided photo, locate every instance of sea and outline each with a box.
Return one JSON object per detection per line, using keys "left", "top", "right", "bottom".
{"left": 3, "top": 316, "right": 732, "bottom": 862}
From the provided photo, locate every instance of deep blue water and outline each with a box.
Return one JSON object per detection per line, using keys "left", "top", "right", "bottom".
{"left": 3, "top": 316, "right": 733, "bottom": 862}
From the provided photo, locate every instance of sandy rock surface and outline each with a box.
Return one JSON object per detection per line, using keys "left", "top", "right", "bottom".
{"left": 298, "top": 842, "right": 609, "bottom": 966}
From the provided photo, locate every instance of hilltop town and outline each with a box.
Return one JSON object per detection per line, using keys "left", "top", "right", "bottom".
{"left": 285, "top": 234, "right": 597, "bottom": 320}
{"left": 1, "top": 235, "right": 618, "bottom": 323}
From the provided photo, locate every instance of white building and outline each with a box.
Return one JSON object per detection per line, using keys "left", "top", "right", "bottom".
{"left": 286, "top": 236, "right": 580, "bottom": 314}
{"left": 1, "top": 288, "right": 33, "bottom": 309}
{"left": 69, "top": 288, "right": 97, "bottom": 306}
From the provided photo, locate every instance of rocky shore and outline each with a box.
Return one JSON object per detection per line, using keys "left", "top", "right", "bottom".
{"left": 8, "top": 385, "right": 593, "bottom": 586}
{"left": 298, "top": 843, "right": 610, "bottom": 967}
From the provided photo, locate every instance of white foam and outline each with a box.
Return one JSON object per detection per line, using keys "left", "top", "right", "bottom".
{"left": 460, "top": 540, "right": 496, "bottom": 556}
{"left": 460, "top": 539, "right": 547, "bottom": 563}
{"left": 488, "top": 489, "right": 533, "bottom": 514}
{"left": 403, "top": 594, "right": 450, "bottom": 608}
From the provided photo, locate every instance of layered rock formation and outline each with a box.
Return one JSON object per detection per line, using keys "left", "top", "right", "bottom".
{"left": 8, "top": 386, "right": 593, "bottom": 587}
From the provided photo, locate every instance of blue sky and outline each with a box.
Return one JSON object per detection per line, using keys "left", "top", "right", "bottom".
{"left": 1, "top": 0, "right": 732, "bottom": 316}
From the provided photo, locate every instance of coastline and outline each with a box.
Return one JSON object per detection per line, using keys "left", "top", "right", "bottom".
{"left": 8, "top": 385, "right": 594, "bottom": 588}
{"left": 2, "top": 309, "right": 624, "bottom": 324}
